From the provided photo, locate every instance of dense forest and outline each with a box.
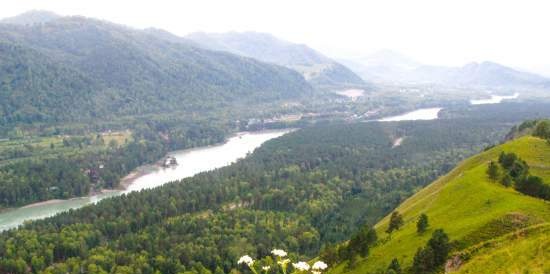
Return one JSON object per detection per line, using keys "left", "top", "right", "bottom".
{"left": 0, "top": 121, "right": 227, "bottom": 208}
{"left": 0, "top": 118, "right": 512, "bottom": 274}
{"left": 0, "top": 16, "right": 312, "bottom": 128}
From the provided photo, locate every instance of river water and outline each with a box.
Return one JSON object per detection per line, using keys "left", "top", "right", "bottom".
{"left": 378, "top": 108, "right": 442, "bottom": 122}
{"left": 0, "top": 129, "right": 290, "bottom": 231}
{"left": 470, "top": 93, "right": 519, "bottom": 105}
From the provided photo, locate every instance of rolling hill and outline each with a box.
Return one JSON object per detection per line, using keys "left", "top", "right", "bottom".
{"left": 186, "top": 32, "right": 367, "bottom": 89}
{"left": 0, "top": 12, "right": 313, "bottom": 127}
{"left": 330, "top": 135, "right": 550, "bottom": 274}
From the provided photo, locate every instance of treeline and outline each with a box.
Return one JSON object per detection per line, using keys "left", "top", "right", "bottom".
{"left": 0, "top": 119, "right": 508, "bottom": 273}
{"left": 487, "top": 151, "right": 550, "bottom": 200}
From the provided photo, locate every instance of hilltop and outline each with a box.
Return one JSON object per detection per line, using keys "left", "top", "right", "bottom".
{"left": 186, "top": 32, "right": 368, "bottom": 89}
{"left": 330, "top": 135, "right": 550, "bottom": 274}
{"left": 0, "top": 12, "right": 312, "bottom": 128}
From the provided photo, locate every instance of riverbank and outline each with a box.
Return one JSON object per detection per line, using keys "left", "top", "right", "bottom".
{"left": 0, "top": 129, "right": 292, "bottom": 231}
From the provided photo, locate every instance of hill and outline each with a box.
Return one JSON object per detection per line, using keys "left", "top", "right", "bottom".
{"left": 186, "top": 32, "right": 367, "bottom": 89}
{"left": 0, "top": 10, "right": 60, "bottom": 25}
{"left": 330, "top": 135, "right": 550, "bottom": 274}
{"left": 0, "top": 13, "right": 312, "bottom": 127}
{"left": 343, "top": 50, "right": 549, "bottom": 88}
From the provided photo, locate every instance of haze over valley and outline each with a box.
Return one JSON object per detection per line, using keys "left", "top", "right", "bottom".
{"left": 1, "top": 2, "right": 550, "bottom": 274}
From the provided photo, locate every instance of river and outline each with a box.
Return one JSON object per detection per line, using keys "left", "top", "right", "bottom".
{"left": 0, "top": 129, "right": 291, "bottom": 231}
{"left": 378, "top": 108, "right": 442, "bottom": 122}
{"left": 470, "top": 93, "right": 519, "bottom": 105}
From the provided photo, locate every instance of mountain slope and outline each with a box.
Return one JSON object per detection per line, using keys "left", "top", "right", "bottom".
{"left": 0, "top": 14, "right": 312, "bottom": 126}
{"left": 0, "top": 10, "right": 60, "bottom": 25}
{"left": 344, "top": 50, "right": 550, "bottom": 87}
{"left": 186, "top": 32, "right": 367, "bottom": 89}
{"left": 331, "top": 136, "right": 550, "bottom": 274}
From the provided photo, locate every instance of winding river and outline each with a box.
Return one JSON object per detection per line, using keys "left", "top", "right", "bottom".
{"left": 0, "top": 129, "right": 291, "bottom": 231}
{"left": 378, "top": 108, "right": 442, "bottom": 122}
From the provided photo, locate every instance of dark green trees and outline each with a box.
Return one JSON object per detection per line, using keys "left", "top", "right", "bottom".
{"left": 496, "top": 152, "right": 549, "bottom": 200}
{"left": 416, "top": 214, "right": 429, "bottom": 234}
{"left": 412, "top": 229, "right": 450, "bottom": 274}
{"left": 387, "top": 211, "right": 404, "bottom": 234}
{"left": 533, "top": 120, "right": 550, "bottom": 140}
{"left": 347, "top": 227, "right": 378, "bottom": 257}
{"left": 486, "top": 161, "right": 500, "bottom": 181}
{"left": 387, "top": 258, "right": 401, "bottom": 274}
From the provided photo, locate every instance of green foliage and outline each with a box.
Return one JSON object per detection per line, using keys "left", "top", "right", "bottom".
{"left": 386, "top": 258, "right": 401, "bottom": 274}
{"left": 347, "top": 227, "right": 377, "bottom": 257}
{"left": 0, "top": 17, "right": 312, "bottom": 128}
{"left": 533, "top": 120, "right": 550, "bottom": 140}
{"left": 411, "top": 229, "right": 450, "bottom": 274}
{"left": 330, "top": 136, "right": 550, "bottom": 274}
{"left": 497, "top": 152, "right": 549, "bottom": 200}
{"left": 486, "top": 161, "right": 500, "bottom": 181}
{"left": 386, "top": 211, "right": 404, "bottom": 234}
{"left": 416, "top": 214, "right": 429, "bottom": 234}
{"left": 0, "top": 120, "right": 500, "bottom": 273}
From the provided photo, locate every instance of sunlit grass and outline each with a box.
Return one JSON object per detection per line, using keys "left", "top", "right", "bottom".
{"left": 330, "top": 136, "right": 550, "bottom": 273}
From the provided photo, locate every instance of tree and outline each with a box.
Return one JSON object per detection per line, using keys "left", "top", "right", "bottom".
{"left": 348, "top": 227, "right": 377, "bottom": 256}
{"left": 412, "top": 247, "right": 435, "bottom": 274}
{"left": 387, "top": 258, "right": 401, "bottom": 274}
{"left": 412, "top": 229, "right": 450, "bottom": 274}
{"left": 427, "top": 229, "right": 450, "bottom": 265}
{"left": 416, "top": 214, "right": 429, "bottom": 234}
{"left": 533, "top": 120, "right": 550, "bottom": 139}
{"left": 486, "top": 161, "right": 500, "bottom": 181}
{"left": 498, "top": 152, "right": 517, "bottom": 169}
{"left": 500, "top": 174, "right": 513, "bottom": 187}
{"left": 387, "top": 211, "right": 404, "bottom": 233}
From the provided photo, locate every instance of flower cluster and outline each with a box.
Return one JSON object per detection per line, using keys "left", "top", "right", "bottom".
{"left": 238, "top": 249, "right": 328, "bottom": 274}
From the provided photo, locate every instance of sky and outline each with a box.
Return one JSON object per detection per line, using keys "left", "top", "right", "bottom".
{"left": 1, "top": 0, "right": 550, "bottom": 75}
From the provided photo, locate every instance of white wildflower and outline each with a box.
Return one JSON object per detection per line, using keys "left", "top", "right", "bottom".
{"left": 238, "top": 255, "right": 254, "bottom": 266}
{"left": 271, "top": 249, "right": 288, "bottom": 257}
{"left": 292, "top": 261, "right": 310, "bottom": 271}
{"left": 312, "top": 261, "right": 328, "bottom": 270}
{"left": 262, "top": 266, "right": 271, "bottom": 271}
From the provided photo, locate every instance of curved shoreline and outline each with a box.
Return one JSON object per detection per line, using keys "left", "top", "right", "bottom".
{"left": 0, "top": 129, "right": 292, "bottom": 231}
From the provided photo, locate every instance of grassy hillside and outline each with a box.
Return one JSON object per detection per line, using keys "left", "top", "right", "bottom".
{"left": 331, "top": 136, "right": 550, "bottom": 274}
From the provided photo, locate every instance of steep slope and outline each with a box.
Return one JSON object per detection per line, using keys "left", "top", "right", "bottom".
{"left": 331, "top": 136, "right": 550, "bottom": 274}
{"left": 0, "top": 14, "right": 312, "bottom": 126}
{"left": 186, "top": 32, "right": 367, "bottom": 88}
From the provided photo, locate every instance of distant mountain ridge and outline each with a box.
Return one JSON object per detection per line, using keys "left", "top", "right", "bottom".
{"left": 343, "top": 50, "right": 550, "bottom": 88}
{"left": 186, "top": 32, "right": 368, "bottom": 89}
{"left": 0, "top": 12, "right": 312, "bottom": 126}
{"left": 0, "top": 10, "right": 61, "bottom": 25}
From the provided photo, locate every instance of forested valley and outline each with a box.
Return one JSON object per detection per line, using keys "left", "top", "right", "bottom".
{"left": 0, "top": 115, "right": 521, "bottom": 274}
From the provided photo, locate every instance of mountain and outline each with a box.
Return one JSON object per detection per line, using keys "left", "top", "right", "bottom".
{"left": 330, "top": 134, "right": 550, "bottom": 274}
{"left": 0, "top": 10, "right": 61, "bottom": 25}
{"left": 0, "top": 13, "right": 312, "bottom": 126}
{"left": 338, "top": 49, "right": 421, "bottom": 84}
{"left": 186, "top": 32, "right": 367, "bottom": 89}
{"left": 343, "top": 50, "right": 550, "bottom": 88}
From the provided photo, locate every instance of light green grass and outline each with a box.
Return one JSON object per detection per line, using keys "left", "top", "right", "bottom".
{"left": 330, "top": 136, "right": 550, "bottom": 274}
{"left": 0, "top": 130, "right": 132, "bottom": 167}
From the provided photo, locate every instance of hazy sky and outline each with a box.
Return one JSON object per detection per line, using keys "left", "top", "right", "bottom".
{"left": 2, "top": 0, "right": 550, "bottom": 74}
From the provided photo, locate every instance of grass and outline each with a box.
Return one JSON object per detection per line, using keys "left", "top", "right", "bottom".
{"left": 0, "top": 130, "right": 132, "bottom": 166}
{"left": 330, "top": 136, "right": 550, "bottom": 274}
